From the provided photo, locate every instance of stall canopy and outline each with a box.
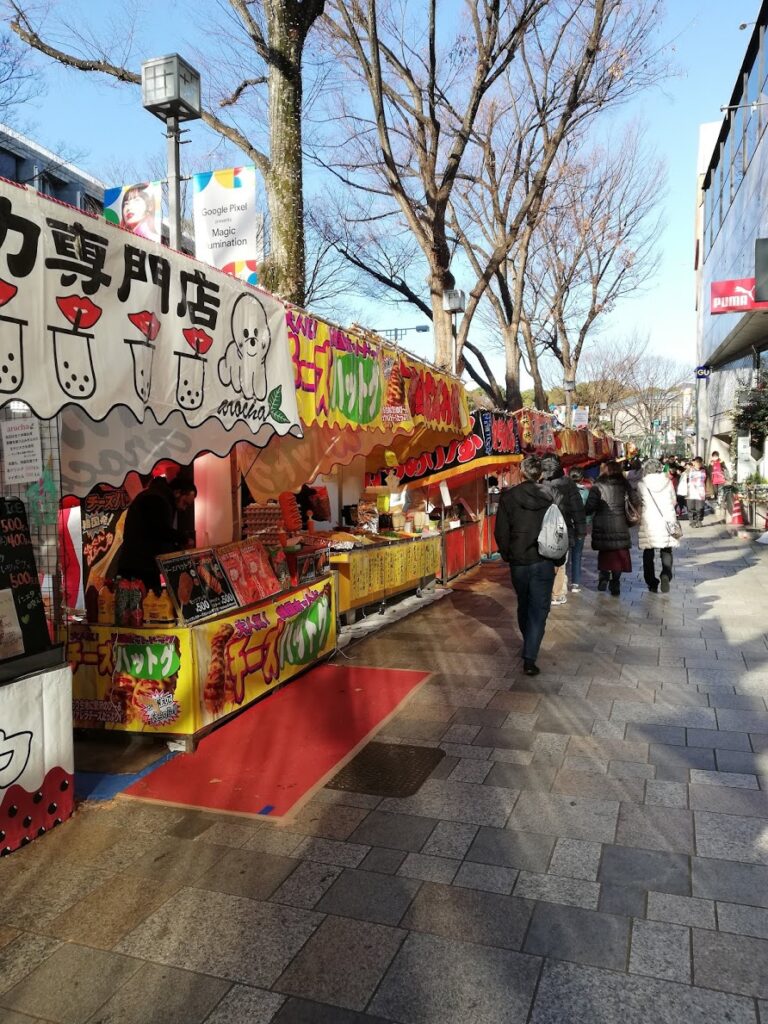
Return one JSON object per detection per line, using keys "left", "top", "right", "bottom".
{"left": 365, "top": 408, "right": 621, "bottom": 488}
{"left": 239, "top": 315, "right": 471, "bottom": 500}
{"left": 0, "top": 179, "right": 302, "bottom": 496}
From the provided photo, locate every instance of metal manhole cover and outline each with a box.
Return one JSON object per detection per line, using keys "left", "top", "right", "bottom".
{"left": 326, "top": 742, "right": 445, "bottom": 798}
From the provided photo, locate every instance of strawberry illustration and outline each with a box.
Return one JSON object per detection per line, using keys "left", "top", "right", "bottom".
{"left": 0, "top": 766, "right": 74, "bottom": 855}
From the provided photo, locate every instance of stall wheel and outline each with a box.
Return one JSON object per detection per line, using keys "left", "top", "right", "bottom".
{"left": 379, "top": 601, "right": 386, "bottom": 615}
{"left": 416, "top": 587, "right": 423, "bottom": 598}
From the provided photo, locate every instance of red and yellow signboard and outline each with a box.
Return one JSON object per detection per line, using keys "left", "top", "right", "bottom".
{"left": 68, "top": 578, "right": 336, "bottom": 736}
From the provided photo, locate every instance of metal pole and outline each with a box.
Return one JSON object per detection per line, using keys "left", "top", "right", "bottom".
{"left": 167, "top": 114, "right": 181, "bottom": 251}
{"left": 451, "top": 313, "right": 457, "bottom": 376}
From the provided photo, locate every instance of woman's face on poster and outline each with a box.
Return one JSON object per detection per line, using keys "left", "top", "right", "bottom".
{"left": 123, "top": 189, "right": 149, "bottom": 228}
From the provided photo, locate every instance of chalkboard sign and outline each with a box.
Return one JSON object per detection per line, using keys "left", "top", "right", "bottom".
{"left": 156, "top": 547, "right": 238, "bottom": 624}
{"left": 0, "top": 496, "right": 50, "bottom": 660}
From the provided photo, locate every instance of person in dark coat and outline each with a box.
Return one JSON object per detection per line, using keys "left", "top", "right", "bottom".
{"left": 494, "top": 455, "right": 563, "bottom": 676}
{"left": 540, "top": 455, "right": 587, "bottom": 605}
{"left": 116, "top": 476, "right": 197, "bottom": 592}
{"left": 585, "top": 460, "right": 632, "bottom": 596}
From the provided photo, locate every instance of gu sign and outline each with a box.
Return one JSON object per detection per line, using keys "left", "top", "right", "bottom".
{"left": 710, "top": 277, "right": 768, "bottom": 314}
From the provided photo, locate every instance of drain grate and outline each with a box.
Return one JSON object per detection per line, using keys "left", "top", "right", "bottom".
{"left": 326, "top": 742, "right": 445, "bottom": 798}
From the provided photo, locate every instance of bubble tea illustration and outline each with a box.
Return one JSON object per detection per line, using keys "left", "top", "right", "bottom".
{"left": 124, "top": 311, "right": 161, "bottom": 402}
{"left": 0, "top": 279, "right": 26, "bottom": 395}
{"left": 175, "top": 328, "right": 212, "bottom": 412}
{"left": 49, "top": 295, "right": 102, "bottom": 399}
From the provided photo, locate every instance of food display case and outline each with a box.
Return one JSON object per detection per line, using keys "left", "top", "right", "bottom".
{"left": 330, "top": 533, "right": 441, "bottom": 616}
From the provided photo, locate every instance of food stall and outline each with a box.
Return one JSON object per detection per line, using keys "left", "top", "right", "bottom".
{"left": 237, "top": 313, "right": 471, "bottom": 615}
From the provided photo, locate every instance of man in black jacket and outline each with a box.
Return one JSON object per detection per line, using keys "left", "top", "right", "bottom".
{"left": 116, "top": 476, "right": 197, "bottom": 592}
{"left": 494, "top": 456, "right": 563, "bottom": 676}
{"left": 540, "top": 454, "right": 587, "bottom": 605}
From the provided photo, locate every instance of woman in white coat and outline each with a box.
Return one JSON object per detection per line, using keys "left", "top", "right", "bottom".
{"left": 637, "top": 458, "right": 681, "bottom": 593}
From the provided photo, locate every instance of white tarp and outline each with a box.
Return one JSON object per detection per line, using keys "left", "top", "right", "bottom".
{"left": 0, "top": 179, "right": 301, "bottom": 439}
{"left": 60, "top": 403, "right": 275, "bottom": 497}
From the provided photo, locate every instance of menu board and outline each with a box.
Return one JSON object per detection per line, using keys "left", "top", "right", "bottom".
{"left": 216, "top": 539, "right": 280, "bottom": 606}
{"left": 156, "top": 548, "right": 238, "bottom": 624}
{"left": 0, "top": 497, "right": 50, "bottom": 659}
{"left": 81, "top": 483, "right": 131, "bottom": 592}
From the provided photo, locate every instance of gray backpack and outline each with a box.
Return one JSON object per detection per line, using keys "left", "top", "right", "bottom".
{"left": 537, "top": 503, "right": 569, "bottom": 559}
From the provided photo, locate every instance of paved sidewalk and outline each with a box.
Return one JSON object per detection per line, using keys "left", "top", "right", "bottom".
{"left": 2, "top": 524, "right": 768, "bottom": 1023}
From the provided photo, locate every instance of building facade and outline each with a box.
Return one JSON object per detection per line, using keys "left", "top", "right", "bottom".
{"left": 696, "top": 2, "right": 768, "bottom": 480}
{"left": 0, "top": 123, "right": 103, "bottom": 213}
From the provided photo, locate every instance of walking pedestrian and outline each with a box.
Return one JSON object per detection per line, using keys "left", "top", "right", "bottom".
{"left": 676, "top": 461, "right": 689, "bottom": 518}
{"left": 626, "top": 456, "right": 643, "bottom": 505}
{"left": 494, "top": 455, "right": 563, "bottom": 676}
{"left": 708, "top": 451, "right": 729, "bottom": 518}
{"left": 637, "top": 457, "right": 680, "bottom": 593}
{"left": 687, "top": 457, "right": 707, "bottom": 527}
{"left": 568, "top": 466, "right": 591, "bottom": 593}
{"left": 540, "top": 455, "right": 587, "bottom": 606}
{"left": 585, "top": 460, "right": 633, "bottom": 596}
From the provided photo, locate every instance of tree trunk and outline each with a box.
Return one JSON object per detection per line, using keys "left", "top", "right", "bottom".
{"left": 264, "top": 5, "right": 306, "bottom": 306}
{"left": 503, "top": 327, "right": 522, "bottom": 411}
{"left": 431, "top": 298, "right": 455, "bottom": 371}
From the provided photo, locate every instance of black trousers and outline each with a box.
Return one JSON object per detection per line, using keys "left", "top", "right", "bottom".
{"left": 509, "top": 560, "right": 555, "bottom": 662}
{"left": 643, "top": 547, "right": 673, "bottom": 588}
{"left": 688, "top": 498, "right": 704, "bottom": 523}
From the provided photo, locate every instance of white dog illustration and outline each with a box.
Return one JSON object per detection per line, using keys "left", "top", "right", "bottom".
{"left": 218, "top": 293, "right": 271, "bottom": 400}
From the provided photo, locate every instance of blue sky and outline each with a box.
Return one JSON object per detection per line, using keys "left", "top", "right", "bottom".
{"left": 18, "top": 0, "right": 762, "bottom": 374}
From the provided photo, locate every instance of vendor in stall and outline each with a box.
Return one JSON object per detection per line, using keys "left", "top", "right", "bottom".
{"left": 116, "top": 476, "right": 197, "bottom": 593}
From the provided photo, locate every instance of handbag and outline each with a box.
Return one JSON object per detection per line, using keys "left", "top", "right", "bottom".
{"left": 647, "top": 486, "right": 682, "bottom": 541}
{"left": 624, "top": 492, "right": 641, "bottom": 526}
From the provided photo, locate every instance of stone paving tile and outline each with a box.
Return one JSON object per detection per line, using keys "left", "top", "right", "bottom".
{"left": 689, "top": 785, "right": 768, "bottom": 818}
{"left": 717, "top": 902, "right": 768, "bottom": 940}
{"left": 270, "top": 862, "right": 343, "bottom": 910}
{"left": 529, "top": 958, "right": 757, "bottom": 1024}
{"left": 402, "top": 880, "right": 533, "bottom": 950}
{"left": 487, "top": 692, "right": 541, "bottom": 714}
{"left": 473, "top": 726, "right": 537, "bottom": 749}
{"left": 439, "top": 741, "right": 494, "bottom": 760}
{"left": 241, "top": 829, "right": 307, "bottom": 857}
{"left": 369, "top": 931, "right": 541, "bottom": 1024}
{"left": 293, "top": 837, "right": 370, "bottom": 868}
{"left": 85, "top": 963, "right": 231, "bottom": 1024}
{"left": 626, "top": 724, "right": 687, "bottom": 746}
{"left": 466, "top": 826, "right": 555, "bottom": 872}
{"left": 599, "top": 884, "right": 647, "bottom": 918}
{"left": 649, "top": 744, "right": 716, "bottom": 770}
{"left": 204, "top": 986, "right": 285, "bottom": 1024}
{"left": 716, "top": 749, "right": 768, "bottom": 774}
{"left": 447, "top": 758, "right": 492, "bottom": 783}
{"left": 271, "top": 996, "right": 391, "bottom": 1023}
{"left": 629, "top": 920, "right": 691, "bottom": 983}
{"left": 508, "top": 791, "right": 619, "bottom": 842}
{"left": 0, "top": 943, "right": 141, "bottom": 1023}
{"left": 608, "top": 759, "right": 656, "bottom": 780}
{"left": 548, "top": 838, "right": 602, "bottom": 881}
{"left": 695, "top": 810, "right": 768, "bottom": 865}
{"left": 692, "top": 929, "right": 768, "bottom": 999}
{"left": 0, "top": 934, "right": 62, "bottom": 997}
{"left": 599, "top": 846, "right": 690, "bottom": 895}
{"left": 273, "top": 915, "right": 406, "bottom": 1012}
{"left": 194, "top": 849, "right": 299, "bottom": 900}
{"left": 357, "top": 847, "right": 406, "bottom": 875}
{"left": 484, "top": 762, "right": 557, "bottom": 792}
{"left": 348, "top": 811, "right": 436, "bottom": 852}
{"left": 567, "top": 737, "right": 649, "bottom": 763}
{"left": 693, "top": 767, "right": 760, "bottom": 790}
{"left": 116, "top": 888, "right": 322, "bottom": 988}
{"left": 194, "top": 821, "right": 262, "bottom": 849}
{"left": 378, "top": 779, "right": 518, "bottom": 827}
{"left": 440, "top": 722, "right": 481, "bottom": 743}
{"left": 421, "top": 820, "right": 477, "bottom": 860}
{"left": 553, "top": 769, "right": 646, "bottom": 804}
{"left": 315, "top": 868, "right": 420, "bottom": 926}
{"left": 397, "top": 852, "right": 458, "bottom": 884}
{"left": 616, "top": 803, "right": 694, "bottom": 854}
{"left": 452, "top": 861, "right": 518, "bottom": 894}
{"left": 524, "top": 903, "right": 630, "bottom": 970}
{"left": 514, "top": 871, "right": 600, "bottom": 909}
{"left": 717, "top": 709, "right": 768, "bottom": 734}
{"left": 379, "top": 719, "right": 447, "bottom": 743}
{"left": 449, "top": 706, "right": 509, "bottom": 727}
{"left": 692, "top": 857, "right": 768, "bottom": 908}
{"left": 562, "top": 754, "right": 609, "bottom": 774}
{"left": 646, "top": 891, "right": 716, "bottom": 929}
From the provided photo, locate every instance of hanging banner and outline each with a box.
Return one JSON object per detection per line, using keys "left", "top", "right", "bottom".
{"left": 365, "top": 411, "right": 520, "bottom": 489}
{"left": 104, "top": 182, "right": 163, "bottom": 244}
{"left": 239, "top": 311, "right": 470, "bottom": 500}
{"left": 192, "top": 167, "right": 262, "bottom": 285}
{"left": 0, "top": 179, "right": 300, "bottom": 440}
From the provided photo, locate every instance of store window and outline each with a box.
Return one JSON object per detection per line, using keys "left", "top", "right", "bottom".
{"left": 731, "top": 104, "right": 745, "bottom": 195}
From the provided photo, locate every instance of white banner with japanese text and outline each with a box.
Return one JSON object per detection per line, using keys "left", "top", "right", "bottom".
{"left": 0, "top": 179, "right": 300, "bottom": 439}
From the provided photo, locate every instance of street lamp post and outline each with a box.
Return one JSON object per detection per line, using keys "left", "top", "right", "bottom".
{"left": 442, "top": 289, "right": 466, "bottom": 375}
{"left": 141, "top": 54, "right": 202, "bottom": 251}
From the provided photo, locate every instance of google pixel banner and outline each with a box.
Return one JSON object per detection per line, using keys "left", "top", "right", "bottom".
{"left": 192, "top": 166, "right": 263, "bottom": 285}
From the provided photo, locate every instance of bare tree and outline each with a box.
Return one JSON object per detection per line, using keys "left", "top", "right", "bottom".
{"left": 531, "top": 127, "right": 664, "bottom": 424}
{"left": 321, "top": 0, "right": 669, "bottom": 385}
{"left": 571, "top": 333, "right": 649, "bottom": 428}
{"left": 8, "top": 0, "right": 325, "bottom": 305}
{"left": 614, "top": 354, "right": 691, "bottom": 442}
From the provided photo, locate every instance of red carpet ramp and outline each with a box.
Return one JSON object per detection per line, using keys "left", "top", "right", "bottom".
{"left": 124, "top": 663, "right": 429, "bottom": 819}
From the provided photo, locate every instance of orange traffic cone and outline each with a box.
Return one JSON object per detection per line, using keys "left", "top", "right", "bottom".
{"left": 730, "top": 492, "right": 745, "bottom": 526}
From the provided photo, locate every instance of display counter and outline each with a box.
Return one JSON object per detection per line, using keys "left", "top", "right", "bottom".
{"left": 68, "top": 576, "right": 335, "bottom": 743}
{"left": 331, "top": 534, "right": 441, "bottom": 615}
{"left": 441, "top": 522, "right": 482, "bottom": 581}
